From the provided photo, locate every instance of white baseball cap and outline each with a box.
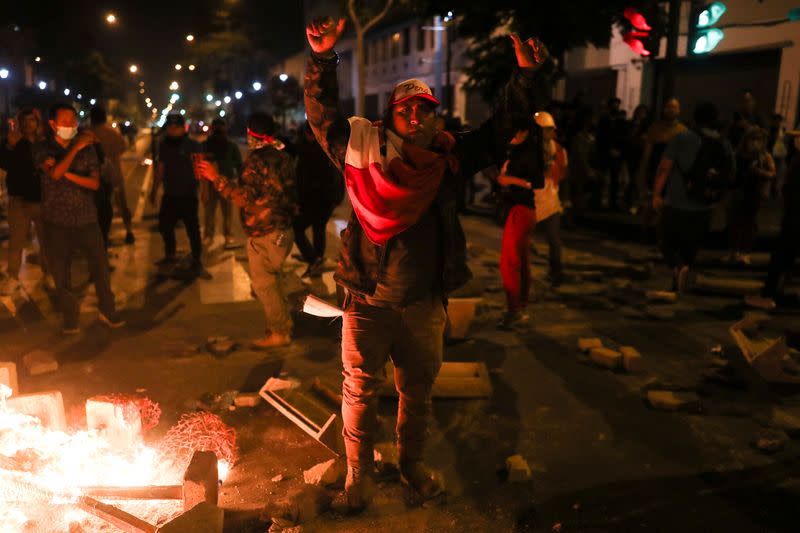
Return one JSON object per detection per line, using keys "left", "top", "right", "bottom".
{"left": 390, "top": 78, "right": 440, "bottom": 107}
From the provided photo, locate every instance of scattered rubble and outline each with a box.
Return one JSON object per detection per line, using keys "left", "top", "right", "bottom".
{"left": 22, "top": 349, "right": 58, "bottom": 376}
{"left": 620, "top": 346, "right": 642, "bottom": 372}
{"left": 0, "top": 361, "right": 18, "bottom": 392}
{"left": 204, "top": 336, "right": 237, "bottom": 357}
{"left": 577, "top": 338, "right": 603, "bottom": 352}
{"left": 769, "top": 408, "right": 800, "bottom": 437}
{"left": 589, "top": 347, "right": 623, "bottom": 370}
{"left": 233, "top": 393, "right": 260, "bottom": 408}
{"left": 754, "top": 429, "right": 789, "bottom": 454}
{"left": 303, "top": 458, "right": 344, "bottom": 487}
{"left": 645, "top": 290, "right": 677, "bottom": 303}
{"left": 646, "top": 390, "right": 700, "bottom": 412}
{"left": 271, "top": 474, "right": 284, "bottom": 483}
{"left": 505, "top": 454, "right": 532, "bottom": 483}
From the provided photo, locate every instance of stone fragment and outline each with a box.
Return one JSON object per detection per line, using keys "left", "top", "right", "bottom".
{"left": 263, "top": 485, "right": 332, "bottom": 526}
{"left": 770, "top": 408, "right": 800, "bottom": 437}
{"left": 303, "top": 458, "right": 344, "bottom": 487}
{"left": 263, "top": 377, "right": 301, "bottom": 392}
{"left": 22, "top": 350, "right": 58, "bottom": 376}
{"left": 158, "top": 502, "right": 223, "bottom": 533}
{"left": 0, "top": 362, "right": 19, "bottom": 394}
{"left": 645, "top": 290, "right": 677, "bottom": 303}
{"left": 233, "top": 393, "right": 260, "bottom": 408}
{"left": 6, "top": 391, "right": 67, "bottom": 430}
{"left": 183, "top": 450, "right": 219, "bottom": 511}
{"left": 505, "top": 454, "right": 532, "bottom": 483}
{"left": 577, "top": 338, "right": 603, "bottom": 352}
{"left": 646, "top": 390, "right": 700, "bottom": 411}
{"left": 755, "top": 429, "right": 788, "bottom": 453}
{"left": 374, "top": 442, "right": 399, "bottom": 468}
{"left": 620, "top": 346, "right": 642, "bottom": 372}
{"left": 86, "top": 397, "right": 143, "bottom": 449}
{"left": 589, "top": 347, "right": 623, "bottom": 369}
{"left": 271, "top": 474, "right": 284, "bottom": 483}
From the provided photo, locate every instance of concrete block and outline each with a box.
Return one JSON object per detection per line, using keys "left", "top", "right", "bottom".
{"left": 645, "top": 290, "right": 677, "bottom": 303}
{"left": 158, "top": 502, "right": 223, "bottom": 533}
{"left": 22, "top": 350, "right": 58, "bottom": 376}
{"left": 303, "top": 458, "right": 344, "bottom": 487}
{"left": 233, "top": 393, "right": 260, "bottom": 408}
{"left": 446, "top": 297, "right": 482, "bottom": 339}
{"left": 86, "top": 397, "right": 143, "bottom": 450}
{"left": 183, "top": 450, "right": 219, "bottom": 511}
{"left": 6, "top": 391, "right": 67, "bottom": 430}
{"left": 0, "top": 362, "right": 19, "bottom": 394}
{"left": 620, "top": 346, "right": 643, "bottom": 372}
{"left": 577, "top": 338, "right": 603, "bottom": 352}
{"left": 646, "top": 390, "right": 700, "bottom": 411}
{"left": 505, "top": 454, "right": 532, "bottom": 483}
{"left": 589, "top": 347, "right": 623, "bottom": 369}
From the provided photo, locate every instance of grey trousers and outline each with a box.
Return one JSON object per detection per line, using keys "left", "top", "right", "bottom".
{"left": 247, "top": 229, "right": 294, "bottom": 335}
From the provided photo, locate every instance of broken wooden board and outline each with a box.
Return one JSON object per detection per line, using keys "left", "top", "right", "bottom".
{"left": 381, "top": 361, "right": 492, "bottom": 399}
{"left": 259, "top": 381, "right": 342, "bottom": 455}
{"left": 77, "top": 496, "right": 157, "bottom": 533}
{"left": 730, "top": 315, "right": 800, "bottom": 384}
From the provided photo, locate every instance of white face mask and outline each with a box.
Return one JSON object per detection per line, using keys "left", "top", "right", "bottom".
{"left": 56, "top": 126, "right": 78, "bottom": 141}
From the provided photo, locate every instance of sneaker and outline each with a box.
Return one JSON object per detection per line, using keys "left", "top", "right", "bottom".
{"left": 400, "top": 461, "right": 445, "bottom": 501}
{"left": 251, "top": 332, "right": 292, "bottom": 350}
{"left": 1, "top": 277, "right": 22, "bottom": 296}
{"left": 345, "top": 464, "right": 375, "bottom": 514}
{"left": 497, "top": 310, "right": 529, "bottom": 330}
{"left": 125, "top": 231, "right": 135, "bottom": 245}
{"left": 99, "top": 312, "right": 126, "bottom": 329}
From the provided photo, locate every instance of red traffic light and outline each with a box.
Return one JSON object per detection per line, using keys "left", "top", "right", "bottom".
{"left": 624, "top": 7, "right": 652, "bottom": 31}
{"left": 623, "top": 32, "right": 651, "bottom": 56}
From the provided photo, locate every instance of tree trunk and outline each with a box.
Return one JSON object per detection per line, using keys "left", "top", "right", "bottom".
{"left": 356, "top": 31, "right": 366, "bottom": 117}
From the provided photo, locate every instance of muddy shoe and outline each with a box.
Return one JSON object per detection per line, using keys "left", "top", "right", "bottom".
{"left": 400, "top": 461, "right": 445, "bottom": 501}
{"left": 345, "top": 464, "right": 375, "bottom": 514}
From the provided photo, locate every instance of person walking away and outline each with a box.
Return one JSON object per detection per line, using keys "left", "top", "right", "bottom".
{"left": 150, "top": 114, "right": 209, "bottom": 279}
{"left": 201, "top": 118, "right": 242, "bottom": 249}
{"left": 304, "top": 16, "right": 549, "bottom": 511}
{"left": 727, "top": 127, "right": 776, "bottom": 265}
{"left": 745, "top": 130, "right": 800, "bottom": 309}
{"left": 294, "top": 122, "right": 345, "bottom": 278}
{"left": 0, "top": 107, "right": 51, "bottom": 294}
{"left": 33, "top": 103, "right": 124, "bottom": 333}
{"left": 625, "top": 104, "right": 652, "bottom": 212}
{"left": 533, "top": 111, "right": 568, "bottom": 285}
{"left": 652, "top": 102, "right": 735, "bottom": 295}
{"left": 496, "top": 116, "right": 544, "bottom": 329}
{"left": 90, "top": 107, "right": 134, "bottom": 245}
{"left": 637, "top": 98, "right": 686, "bottom": 237}
{"left": 595, "top": 97, "right": 627, "bottom": 210}
{"left": 196, "top": 112, "right": 296, "bottom": 348}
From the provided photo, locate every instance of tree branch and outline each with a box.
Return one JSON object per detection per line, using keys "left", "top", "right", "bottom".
{"left": 363, "top": 0, "right": 394, "bottom": 34}
{"left": 348, "top": 0, "right": 395, "bottom": 34}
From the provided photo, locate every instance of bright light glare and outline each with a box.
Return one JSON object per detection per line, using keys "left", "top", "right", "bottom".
{"left": 0, "top": 68, "right": 9, "bottom": 79}
{"left": 106, "top": 13, "right": 117, "bottom": 24}
{"left": 169, "top": 81, "right": 179, "bottom": 91}
{"left": 63, "top": 88, "right": 70, "bottom": 96}
{"left": 186, "top": 34, "right": 195, "bottom": 42}
{"left": 124, "top": 121, "right": 131, "bottom": 127}
{"left": 174, "top": 64, "right": 182, "bottom": 71}
{"left": 205, "top": 94, "right": 213, "bottom": 102}
{"left": 188, "top": 64, "right": 196, "bottom": 71}
{"left": 38, "top": 81, "right": 47, "bottom": 90}
{"left": 129, "top": 64, "right": 138, "bottom": 74}
{"left": 223, "top": 96, "right": 231, "bottom": 104}
{"left": 279, "top": 73, "right": 288, "bottom": 82}
{"left": 214, "top": 100, "right": 222, "bottom": 107}
{"left": 252, "top": 81, "right": 262, "bottom": 91}
{"left": 90, "top": 98, "right": 96, "bottom": 105}
{"left": 234, "top": 91, "right": 243, "bottom": 100}
{"left": 219, "top": 110, "right": 226, "bottom": 117}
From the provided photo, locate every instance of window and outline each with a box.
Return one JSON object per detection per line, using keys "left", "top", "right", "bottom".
{"left": 402, "top": 28, "right": 410, "bottom": 55}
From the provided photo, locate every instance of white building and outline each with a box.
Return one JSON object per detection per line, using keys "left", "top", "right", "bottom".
{"left": 562, "top": 0, "right": 800, "bottom": 128}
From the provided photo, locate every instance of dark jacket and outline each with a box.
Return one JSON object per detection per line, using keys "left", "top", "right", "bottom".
{"left": 502, "top": 135, "right": 545, "bottom": 208}
{"left": 1, "top": 138, "right": 40, "bottom": 201}
{"left": 303, "top": 52, "right": 545, "bottom": 300}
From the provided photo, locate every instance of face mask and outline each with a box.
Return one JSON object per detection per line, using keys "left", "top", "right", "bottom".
{"left": 56, "top": 126, "right": 78, "bottom": 141}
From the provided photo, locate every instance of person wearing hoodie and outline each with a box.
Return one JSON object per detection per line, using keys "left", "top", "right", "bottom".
{"left": 303, "top": 16, "right": 549, "bottom": 512}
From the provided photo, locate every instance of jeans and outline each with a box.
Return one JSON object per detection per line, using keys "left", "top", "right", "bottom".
{"left": 95, "top": 180, "right": 114, "bottom": 248}
{"left": 500, "top": 205, "right": 536, "bottom": 312}
{"left": 44, "top": 222, "right": 116, "bottom": 329}
{"left": 159, "top": 195, "right": 202, "bottom": 264}
{"left": 538, "top": 213, "right": 563, "bottom": 278}
{"left": 203, "top": 186, "right": 232, "bottom": 238}
{"left": 6, "top": 196, "right": 48, "bottom": 278}
{"left": 247, "top": 229, "right": 294, "bottom": 334}
{"left": 293, "top": 209, "right": 332, "bottom": 264}
{"left": 341, "top": 297, "right": 445, "bottom": 467}
{"left": 659, "top": 207, "right": 711, "bottom": 269}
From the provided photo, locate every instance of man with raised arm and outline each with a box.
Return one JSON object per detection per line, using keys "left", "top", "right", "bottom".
{"left": 303, "top": 16, "right": 549, "bottom": 512}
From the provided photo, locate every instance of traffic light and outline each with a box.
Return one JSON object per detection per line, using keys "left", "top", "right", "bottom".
{"left": 690, "top": 2, "right": 727, "bottom": 54}
{"left": 621, "top": 7, "right": 654, "bottom": 56}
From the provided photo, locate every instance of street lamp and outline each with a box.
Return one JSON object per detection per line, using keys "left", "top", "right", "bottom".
{"left": 169, "top": 81, "right": 179, "bottom": 91}
{"left": 77, "top": 93, "right": 82, "bottom": 100}
{"left": 279, "top": 73, "right": 288, "bottom": 82}
{"left": 129, "top": 64, "right": 139, "bottom": 74}
{"left": 90, "top": 98, "right": 96, "bottom": 105}
{"left": 214, "top": 100, "right": 222, "bottom": 107}
{"left": 205, "top": 94, "right": 213, "bottom": 102}
{"left": 188, "top": 64, "right": 196, "bottom": 71}
{"left": 252, "top": 81, "right": 262, "bottom": 91}
{"left": 186, "top": 34, "right": 194, "bottom": 42}
{"left": 174, "top": 64, "right": 182, "bottom": 71}
{"left": 223, "top": 96, "right": 231, "bottom": 104}
{"left": 63, "top": 88, "right": 70, "bottom": 96}
{"left": 37, "top": 81, "right": 47, "bottom": 90}
{"left": 105, "top": 13, "right": 117, "bottom": 25}
{"left": 34, "top": 56, "right": 41, "bottom": 63}
{"left": 234, "top": 91, "right": 243, "bottom": 100}
{"left": 0, "top": 68, "right": 9, "bottom": 80}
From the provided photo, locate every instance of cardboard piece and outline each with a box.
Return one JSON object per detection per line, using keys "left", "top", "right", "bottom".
{"left": 730, "top": 315, "right": 800, "bottom": 384}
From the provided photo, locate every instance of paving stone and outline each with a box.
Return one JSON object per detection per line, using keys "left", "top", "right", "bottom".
{"left": 620, "top": 346, "right": 643, "bottom": 372}
{"left": 234, "top": 393, "right": 260, "bottom": 408}
{"left": 0, "top": 361, "right": 19, "bottom": 394}
{"left": 302, "top": 458, "right": 344, "bottom": 487}
{"left": 770, "top": 408, "right": 800, "bottom": 437}
{"left": 646, "top": 390, "right": 700, "bottom": 411}
{"left": 183, "top": 450, "right": 219, "bottom": 511}
{"left": 577, "top": 338, "right": 603, "bottom": 352}
{"left": 505, "top": 454, "right": 532, "bottom": 483}
{"left": 6, "top": 390, "right": 67, "bottom": 430}
{"left": 86, "top": 397, "right": 143, "bottom": 449}
{"left": 22, "top": 350, "right": 58, "bottom": 376}
{"left": 589, "top": 347, "right": 623, "bottom": 370}
{"left": 157, "top": 502, "right": 223, "bottom": 533}
{"left": 755, "top": 429, "right": 789, "bottom": 453}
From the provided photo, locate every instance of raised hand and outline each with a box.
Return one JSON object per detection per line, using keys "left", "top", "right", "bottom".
{"left": 306, "top": 17, "right": 346, "bottom": 56}
{"left": 510, "top": 34, "right": 549, "bottom": 70}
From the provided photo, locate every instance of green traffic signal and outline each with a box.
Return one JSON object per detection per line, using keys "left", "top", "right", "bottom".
{"left": 697, "top": 1, "right": 727, "bottom": 28}
{"left": 690, "top": 2, "right": 726, "bottom": 55}
{"left": 693, "top": 28, "right": 725, "bottom": 54}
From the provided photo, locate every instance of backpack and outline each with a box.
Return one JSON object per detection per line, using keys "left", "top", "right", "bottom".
{"left": 683, "top": 132, "right": 734, "bottom": 204}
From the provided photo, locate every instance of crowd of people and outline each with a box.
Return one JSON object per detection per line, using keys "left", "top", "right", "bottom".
{"left": 0, "top": 15, "right": 798, "bottom": 517}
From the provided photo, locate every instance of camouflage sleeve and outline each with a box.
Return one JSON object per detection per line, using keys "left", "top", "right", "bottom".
{"left": 303, "top": 53, "right": 350, "bottom": 175}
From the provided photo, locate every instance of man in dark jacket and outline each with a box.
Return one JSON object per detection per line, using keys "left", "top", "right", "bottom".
{"left": 304, "top": 16, "right": 548, "bottom": 511}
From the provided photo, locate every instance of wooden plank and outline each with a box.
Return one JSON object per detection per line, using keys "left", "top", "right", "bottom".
{"left": 77, "top": 495, "right": 157, "bottom": 533}
{"left": 259, "top": 384, "right": 341, "bottom": 455}
{"left": 81, "top": 485, "right": 182, "bottom": 500}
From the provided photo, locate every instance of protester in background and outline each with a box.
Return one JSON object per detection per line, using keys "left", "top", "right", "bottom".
{"left": 150, "top": 114, "right": 208, "bottom": 279}
{"left": 34, "top": 103, "right": 124, "bottom": 332}
{"left": 201, "top": 118, "right": 242, "bottom": 249}
{"left": 0, "top": 107, "right": 50, "bottom": 294}
{"left": 769, "top": 113, "right": 788, "bottom": 197}
{"left": 304, "top": 16, "right": 548, "bottom": 512}
{"left": 90, "top": 107, "right": 134, "bottom": 246}
{"left": 729, "top": 89, "right": 765, "bottom": 148}
{"left": 727, "top": 127, "right": 776, "bottom": 265}
{"left": 652, "top": 102, "right": 735, "bottom": 294}
{"left": 745, "top": 130, "right": 800, "bottom": 309}
{"left": 293, "top": 121, "right": 344, "bottom": 278}
{"left": 196, "top": 112, "right": 296, "bottom": 348}
{"left": 637, "top": 98, "right": 686, "bottom": 236}
{"left": 596, "top": 97, "right": 628, "bottom": 210}
{"left": 625, "top": 104, "right": 652, "bottom": 212}
{"left": 566, "top": 111, "right": 595, "bottom": 221}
